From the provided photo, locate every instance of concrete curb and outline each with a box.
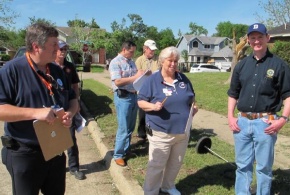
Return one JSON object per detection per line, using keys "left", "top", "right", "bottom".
{"left": 80, "top": 101, "right": 144, "bottom": 195}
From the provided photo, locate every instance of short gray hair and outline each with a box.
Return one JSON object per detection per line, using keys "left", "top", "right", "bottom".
{"left": 158, "top": 46, "right": 180, "bottom": 64}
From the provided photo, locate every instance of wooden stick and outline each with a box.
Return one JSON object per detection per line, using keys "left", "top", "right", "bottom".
{"left": 161, "top": 97, "right": 168, "bottom": 104}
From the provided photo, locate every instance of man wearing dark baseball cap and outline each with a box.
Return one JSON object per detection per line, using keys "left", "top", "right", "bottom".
{"left": 247, "top": 23, "right": 268, "bottom": 35}
{"left": 228, "top": 23, "right": 290, "bottom": 194}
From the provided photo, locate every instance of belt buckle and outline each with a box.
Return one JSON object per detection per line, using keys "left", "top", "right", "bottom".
{"left": 247, "top": 113, "right": 253, "bottom": 120}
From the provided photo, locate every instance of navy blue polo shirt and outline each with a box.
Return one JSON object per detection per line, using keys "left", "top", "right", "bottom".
{"left": 0, "top": 56, "right": 76, "bottom": 145}
{"left": 228, "top": 50, "right": 290, "bottom": 112}
{"left": 138, "top": 71, "right": 195, "bottom": 134}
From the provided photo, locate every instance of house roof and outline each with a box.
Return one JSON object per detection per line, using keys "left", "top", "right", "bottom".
{"left": 189, "top": 48, "right": 214, "bottom": 56}
{"left": 182, "top": 35, "right": 228, "bottom": 45}
{"left": 211, "top": 46, "right": 233, "bottom": 58}
{"left": 192, "top": 36, "right": 228, "bottom": 45}
{"left": 268, "top": 23, "right": 290, "bottom": 37}
{"left": 56, "top": 27, "right": 106, "bottom": 37}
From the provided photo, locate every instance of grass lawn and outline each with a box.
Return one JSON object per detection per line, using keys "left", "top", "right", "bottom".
{"left": 80, "top": 72, "right": 290, "bottom": 194}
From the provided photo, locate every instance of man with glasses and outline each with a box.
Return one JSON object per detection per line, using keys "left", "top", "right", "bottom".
{"left": 0, "top": 22, "right": 78, "bottom": 195}
{"left": 109, "top": 41, "right": 144, "bottom": 167}
{"left": 55, "top": 40, "right": 85, "bottom": 180}
{"left": 135, "top": 39, "right": 159, "bottom": 140}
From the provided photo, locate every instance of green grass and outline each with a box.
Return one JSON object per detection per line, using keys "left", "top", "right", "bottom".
{"left": 80, "top": 74, "right": 290, "bottom": 194}
{"left": 76, "top": 64, "right": 105, "bottom": 73}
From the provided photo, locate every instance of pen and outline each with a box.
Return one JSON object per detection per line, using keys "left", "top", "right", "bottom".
{"left": 161, "top": 97, "right": 168, "bottom": 105}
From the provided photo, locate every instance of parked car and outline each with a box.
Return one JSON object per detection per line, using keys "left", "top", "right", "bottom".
{"left": 189, "top": 64, "right": 221, "bottom": 73}
{"left": 13, "top": 46, "right": 75, "bottom": 64}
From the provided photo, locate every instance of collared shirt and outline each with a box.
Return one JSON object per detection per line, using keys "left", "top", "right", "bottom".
{"left": 135, "top": 54, "right": 159, "bottom": 72}
{"left": 228, "top": 50, "right": 290, "bottom": 112}
{"left": 138, "top": 70, "right": 195, "bottom": 134}
{"left": 0, "top": 56, "right": 75, "bottom": 145}
{"left": 109, "top": 54, "right": 137, "bottom": 92}
{"left": 58, "top": 59, "right": 80, "bottom": 86}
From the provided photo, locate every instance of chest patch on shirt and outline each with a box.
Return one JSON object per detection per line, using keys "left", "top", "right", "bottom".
{"left": 179, "top": 82, "right": 186, "bottom": 89}
{"left": 163, "top": 88, "right": 173, "bottom": 96}
{"left": 266, "top": 69, "right": 274, "bottom": 78}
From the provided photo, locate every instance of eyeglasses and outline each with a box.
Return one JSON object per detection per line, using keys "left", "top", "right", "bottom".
{"left": 60, "top": 48, "right": 67, "bottom": 51}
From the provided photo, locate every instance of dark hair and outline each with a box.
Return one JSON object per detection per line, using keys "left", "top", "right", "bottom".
{"left": 121, "top": 40, "right": 136, "bottom": 51}
{"left": 25, "top": 22, "right": 59, "bottom": 52}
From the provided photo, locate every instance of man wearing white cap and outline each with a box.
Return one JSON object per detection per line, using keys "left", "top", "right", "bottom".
{"left": 135, "top": 39, "right": 159, "bottom": 140}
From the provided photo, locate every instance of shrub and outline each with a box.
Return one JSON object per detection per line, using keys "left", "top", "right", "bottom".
{"left": 271, "top": 41, "right": 290, "bottom": 65}
{"left": 0, "top": 54, "right": 11, "bottom": 61}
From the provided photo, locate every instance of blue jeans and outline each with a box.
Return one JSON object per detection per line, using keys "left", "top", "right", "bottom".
{"left": 113, "top": 92, "right": 138, "bottom": 159}
{"left": 234, "top": 116, "right": 277, "bottom": 195}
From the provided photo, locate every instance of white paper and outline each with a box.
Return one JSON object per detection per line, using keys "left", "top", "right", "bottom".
{"left": 184, "top": 103, "right": 195, "bottom": 138}
{"left": 133, "top": 69, "right": 150, "bottom": 91}
{"left": 74, "top": 112, "right": 86, "bottom": 133}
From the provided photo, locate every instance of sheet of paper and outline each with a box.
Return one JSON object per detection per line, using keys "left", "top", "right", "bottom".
{"left": 184, "top": 103, "right": 194, "bottom": 138}
{"left": 74, "top": 112, "right": 87, "bottom": 133}
{"left": 133, "top": 69, "right": 150, "bottom": 91}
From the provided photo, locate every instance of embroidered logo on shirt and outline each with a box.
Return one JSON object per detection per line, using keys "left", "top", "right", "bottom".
{"left": 179, "top": 82, "right": 186, "bottom": 89}
{"left": 266, "top": 69, "right": 274, "bottom": 78}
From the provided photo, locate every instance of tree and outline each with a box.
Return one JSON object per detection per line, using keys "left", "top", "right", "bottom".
{"left": 186, "top": 22, "right": 208, "bottom": 36}
{"left": 213, "top": 21, "right": 248, "bottom": 41}
{"left": 255, "top": 0, "right": 290, "bottom": 28}
{"left": 157, "top": 28, "right": 178, "bottom": 50}
{"left": 29, "top": 16, "right": 56, "bottom": 27}
{"left": 67, "top": 19, "right": 87, "bottom": 28}
{"left": 181, "top": 50, "right": 188, "bottom": 62}
{"left": 89, "top": 18, "right": 100, "bottom": 28}
{"left": 0, "top": 0, "right": 19, "bottom": 26}
{"left": 109, "top": 14, "right": 148, "bottom": 56}
{"left": 271, "top": 41, "right": 290, "bottom": 64}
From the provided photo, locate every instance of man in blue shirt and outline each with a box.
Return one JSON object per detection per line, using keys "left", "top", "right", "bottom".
{"left": 0, "top": 23, "right": 78, "bottom": 195}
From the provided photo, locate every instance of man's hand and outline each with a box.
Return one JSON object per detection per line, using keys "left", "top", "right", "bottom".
{"left": 228, "top": 116, "right": 240, "bottom": 132}
{"left": 264, "top": 118, "right": 287, "bottom": 134}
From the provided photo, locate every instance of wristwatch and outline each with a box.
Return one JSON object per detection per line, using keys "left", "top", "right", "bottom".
{"left": 280, "top": 115, "right": 289, "bottom": 122}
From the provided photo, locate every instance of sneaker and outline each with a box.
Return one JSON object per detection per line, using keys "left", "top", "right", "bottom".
{"left": 160, "top": 187, "right": 181, "bottom": 195}
{"left": 70, "top": 170, "right": 85, "bottom": 180}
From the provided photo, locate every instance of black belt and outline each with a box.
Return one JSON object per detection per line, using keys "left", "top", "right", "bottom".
{"left": 240, "top": 112, "right": 275, "bottom": 120}
{"left": 1, "top": 136, "right": 41, "bottom": 150}
{"left": 116, "top": 89, "right": 137, "bottom": 94}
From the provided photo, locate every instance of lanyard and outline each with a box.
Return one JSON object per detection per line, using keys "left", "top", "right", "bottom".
{"left": 25, "top": 52, "right": 57, "bottom": 105}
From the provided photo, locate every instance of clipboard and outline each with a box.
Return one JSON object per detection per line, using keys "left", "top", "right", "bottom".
{"left": 33, "top": 108, "right": 73, "bottom": 161}
{"left": 133, "top": 69, "right": 150, "bottom": 91}
{"left": 184, "top": 103, "right": 195, "bottom": 138}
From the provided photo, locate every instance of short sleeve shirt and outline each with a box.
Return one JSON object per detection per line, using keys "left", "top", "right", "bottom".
{"left": 109, "top": 54, "right": 138, "bottom": 91}
{"left": 135, "top": 54, "right": 159, "bottom": 72}
{"left": 228, "top": 50, "right": 290, "bottom": 112}
{"left": 138, "top": 71, "right": 195, "bottom": 134}
{"left": 0, "top": 55, "right": 76, "bottom": 145}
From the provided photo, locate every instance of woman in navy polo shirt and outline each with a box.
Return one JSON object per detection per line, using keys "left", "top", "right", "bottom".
{"left": 138, "top": 46, "right": 198, "bottom": 195}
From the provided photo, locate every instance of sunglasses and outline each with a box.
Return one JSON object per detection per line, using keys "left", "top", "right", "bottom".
{"left": 60, "top": 48, "right": 68, "bottom": 51}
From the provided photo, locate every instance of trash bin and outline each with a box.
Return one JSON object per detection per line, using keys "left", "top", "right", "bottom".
{"left": 83, "top": 62, "right": 91, "bottom": 72}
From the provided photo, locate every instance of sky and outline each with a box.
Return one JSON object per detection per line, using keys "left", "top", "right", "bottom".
{"left": 7, "top": 0, "right": 268, "bottom": 38}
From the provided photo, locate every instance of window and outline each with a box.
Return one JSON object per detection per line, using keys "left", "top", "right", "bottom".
{"left": 192, "top": 41, "right": 198, "bottom": 48}
{"left": 204, "top": 45, "right": 210, "bottom": 49}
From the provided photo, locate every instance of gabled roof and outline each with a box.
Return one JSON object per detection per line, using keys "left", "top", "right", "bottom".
{"left": 268, "top": 23, "right": 290, "bottom": 37}
{"left": 56, "top": 27, "right": 105, "bottom": 36}
{"left": 192, "top": 36, "right": 228, "bottom": 45}
{"left": 181, "top": 35, "right": 228, "bottom": 45}
{"left": 211, "top": 46, "right": 233, "bottom": 57}
{"left": 188, "top": 48, "right": 214, "bottom": 56}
